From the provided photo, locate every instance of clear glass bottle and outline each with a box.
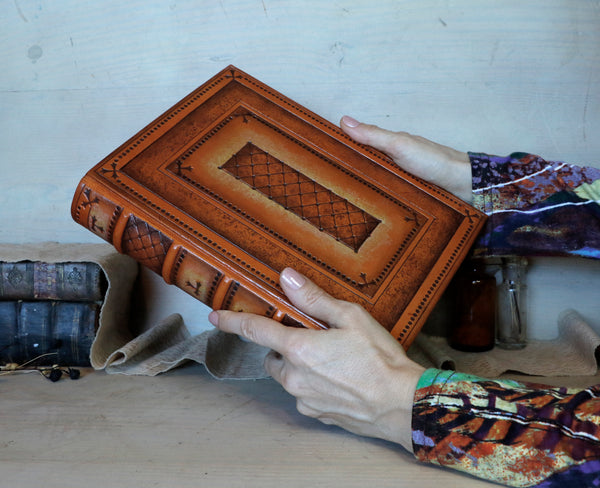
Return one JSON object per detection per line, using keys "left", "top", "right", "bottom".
{"left": 496, "top": 256, "right": 528, "bottom": 350}
{"left": 449, "top": 258, "right": 497, "bottom": 352}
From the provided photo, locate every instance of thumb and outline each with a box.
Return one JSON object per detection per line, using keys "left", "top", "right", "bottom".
{"left": 279, "top": 268, "right": 360, "bottom": 329}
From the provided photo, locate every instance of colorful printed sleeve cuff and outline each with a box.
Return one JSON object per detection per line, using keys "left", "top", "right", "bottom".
{"left": 468, "top": 152, "right": 600, "bottom": 259}
{"left": 412, "top": 368, "right": 600, "bottom": 487}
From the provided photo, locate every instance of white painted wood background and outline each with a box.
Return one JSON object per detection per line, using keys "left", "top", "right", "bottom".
{"left": 1, "top": 0, "right": 599, "bottom": 340}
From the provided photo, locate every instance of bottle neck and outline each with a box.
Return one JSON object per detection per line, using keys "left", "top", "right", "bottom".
{"left": 501, "top": 256, "right": 527, "bottom": 283}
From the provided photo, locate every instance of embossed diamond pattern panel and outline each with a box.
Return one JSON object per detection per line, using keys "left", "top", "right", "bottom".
{"left": 220, "top": 142, "right": 380, "bottom": 252}
{"left": 122, "top": 215, "right": 173, "bottom": 274}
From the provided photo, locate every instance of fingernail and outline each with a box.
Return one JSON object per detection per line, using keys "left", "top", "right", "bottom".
{"left": 208, "top": 311, "right": 220, "bottom": 326}
{"left": 280, "top": 268, "right": 306, "bottom": 290}
{"left": 342, "top": 115, "right": 360, "bottom": 128}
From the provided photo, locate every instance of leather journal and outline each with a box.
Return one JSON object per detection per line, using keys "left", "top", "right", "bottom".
{"left": 72, "top": 65, "right": 486, "bottom": 348}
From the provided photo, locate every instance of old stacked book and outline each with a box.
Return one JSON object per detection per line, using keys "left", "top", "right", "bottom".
{"left": 71, "top": 66, "right": 486, "bottom": 349}
{"left": 0, "top": 261, "right": 106, "bottom": 366}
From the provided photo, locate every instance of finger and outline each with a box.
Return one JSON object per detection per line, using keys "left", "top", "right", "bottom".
{"left": 209, "top": 310, "right": 298, "bottom": 353}
{"left": 340, "top": 115, "right": 405, "bottom": 158}
{"left": 263, "top": 349, "right": 285, "bottom": 381}
{"left": 296, "top": 398, "right": 320, "bottom": 419}
{"left": 279, "top": 268, "right": 367, "bottom": 329}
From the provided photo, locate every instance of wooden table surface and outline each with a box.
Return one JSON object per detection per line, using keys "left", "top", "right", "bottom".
{"left": 0, "top": 364, "right": 505, "bottom": 488}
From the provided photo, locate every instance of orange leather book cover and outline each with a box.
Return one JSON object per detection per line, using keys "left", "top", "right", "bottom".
{"left": 71, "top": 66, "right": 486, "bottom": 348}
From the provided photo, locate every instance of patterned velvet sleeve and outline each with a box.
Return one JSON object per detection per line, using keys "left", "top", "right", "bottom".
{"left": 412, "top": 369, "right": 600, "bottom": 487}
{"left": 469, "top": 152, "right": 600, "bottom": 259}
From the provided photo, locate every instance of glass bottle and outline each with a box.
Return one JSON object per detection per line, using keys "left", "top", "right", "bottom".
{"left": 449, "top": 258, "right": 497, "bottom": 352}
{"left": 496, "top": 256, "right": 528, "bottom": 350}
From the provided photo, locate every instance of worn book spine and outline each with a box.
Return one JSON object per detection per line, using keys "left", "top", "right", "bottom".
{"left": 0, "top": 261, "right": 107, "bottom": 301}
{"left": 0, "top": 301, "right": 98, "bottom": 366}
{"left": 71, "top": 182, "right": 313, "bottom": 330}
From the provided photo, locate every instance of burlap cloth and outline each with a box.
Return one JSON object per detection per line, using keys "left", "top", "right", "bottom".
{"left": 3, "top": 243, "right": 598, "bottom": 380}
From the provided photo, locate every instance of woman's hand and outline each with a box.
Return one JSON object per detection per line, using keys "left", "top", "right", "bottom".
{"left": 209, "top": 268, "right": 425, "bottom": 452}
{"left": 340, "top": 116, "right": 472, "bottom": 202}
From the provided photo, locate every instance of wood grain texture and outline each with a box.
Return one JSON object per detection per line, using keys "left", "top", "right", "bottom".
{"left": 0, "top": 366, "right": 499, "bottom": 488}
{"left": 1, "top": 1, "right": 599, "bottom": 338}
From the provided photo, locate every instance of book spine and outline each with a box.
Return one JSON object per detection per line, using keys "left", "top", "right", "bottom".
{"left": 0, "top": 261, "right": 107, "bottom": 301}
{"left": 0, "top": 301, "right": 98, "bottom": 366}
{"left": 71, "top": 181, "right": 325, "bottom": 331}
{"left": 0, "top": 301, "right": 18, "bottom": 362}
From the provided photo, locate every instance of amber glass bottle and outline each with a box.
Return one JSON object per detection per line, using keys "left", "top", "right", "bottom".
{"left": 449, "top": 258, "right": 496, "bottom": 352}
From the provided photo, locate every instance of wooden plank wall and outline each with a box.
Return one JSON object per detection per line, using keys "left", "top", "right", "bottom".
{"left": 1, "top": 0, "right": 599, "bottom": 339}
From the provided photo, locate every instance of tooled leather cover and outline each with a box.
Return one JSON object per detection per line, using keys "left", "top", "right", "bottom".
{"left": 71, "top": 65, "right": 486, "bottom": 349}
